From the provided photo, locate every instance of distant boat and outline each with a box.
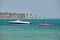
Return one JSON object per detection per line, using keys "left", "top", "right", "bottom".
{"left": 38, "top": 23, "right": 53, "bottom": 26}
{"left": 9, "top": 20, "right": 32, "bottom": 24}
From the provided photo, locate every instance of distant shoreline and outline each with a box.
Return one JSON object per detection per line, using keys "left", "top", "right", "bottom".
{"left": 0, "top": 18, "right": 60, "bottom": 20}
{"left": 0, "top": 18, "right": 41, "bottom": 19}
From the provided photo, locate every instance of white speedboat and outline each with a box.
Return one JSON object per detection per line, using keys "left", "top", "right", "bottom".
{"left": 9, "top": 20, "right": 32, "bottom": 24}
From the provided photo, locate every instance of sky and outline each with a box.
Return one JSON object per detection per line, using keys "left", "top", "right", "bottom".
{"left": 0, "top": 0, "right": 60, "bottom": 19}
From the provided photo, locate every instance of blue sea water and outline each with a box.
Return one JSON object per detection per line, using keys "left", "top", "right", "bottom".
{"left": 0, "top": 19, "right": 60, "bottom": 40}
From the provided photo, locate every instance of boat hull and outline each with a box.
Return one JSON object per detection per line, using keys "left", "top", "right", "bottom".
{"left": 10, "top": 22, "right": 31, "bottom": 24}
{"left": 38, "top": 23, "right": 53, "bottom": 26}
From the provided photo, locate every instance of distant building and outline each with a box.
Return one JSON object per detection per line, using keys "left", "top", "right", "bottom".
{"left": 0, "top": 12, "right": 41, "bottom": 19}
{"left": 0, "top": 12, "right": 25, "bottom": 18}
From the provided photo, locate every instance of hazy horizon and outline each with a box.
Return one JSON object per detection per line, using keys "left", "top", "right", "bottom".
{"left": 0, "top": 0, "right": 60, "bottom": 19}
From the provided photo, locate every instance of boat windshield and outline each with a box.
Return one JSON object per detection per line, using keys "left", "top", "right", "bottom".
{"left": 16, "top": 19, "right": 20, "bottom": 21}
{"left": 16, "top": 19, "right": 22, "bottom": 22}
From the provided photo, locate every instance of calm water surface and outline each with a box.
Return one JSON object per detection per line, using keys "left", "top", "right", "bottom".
{"left": 0, "top": 19, "right": 60, "bottom": 40}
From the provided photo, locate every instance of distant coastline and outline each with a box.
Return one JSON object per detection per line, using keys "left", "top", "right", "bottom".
{"left": 0, "top": 18, "right": 41, "bottom": 19}
{"left": 0, "top": 12, "right": 60, "bottom": 19}
{"left": 0, "top": 12, "right": 41, "bottom": 19}
{"left": 0, "top": 18, "right": 60, "bottom": 20}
